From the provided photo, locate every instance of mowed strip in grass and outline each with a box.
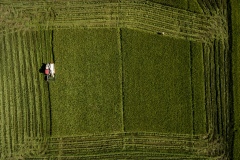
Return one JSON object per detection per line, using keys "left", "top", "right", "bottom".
{"left": 122, "top": 29, "right": 193, "bottom": 134}
{"left": 51, "top": 29, "right": 123, "bottom": 136}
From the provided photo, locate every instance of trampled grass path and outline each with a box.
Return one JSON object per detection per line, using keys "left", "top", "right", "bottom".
{"left": 0, "top": 0, "right": 228, "bottom": 43}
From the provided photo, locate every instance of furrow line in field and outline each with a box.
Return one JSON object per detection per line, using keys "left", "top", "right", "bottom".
{"left": 208, "top": 44, "right": 215, "bottom": 138}
{"left": 44, "top": 30, "right": 52, "bottom": 136}
{"left": 218, "top": 39, "right": 225, "bottom": 138}
{"left": 203, "top": 44, "right": 211, "bottom": 135}
{"left": 28, "top": 31, "right": 39, "bottom": 138}
{"left": 47, "top": 147, "right": 123, "bottom": 156}
{"left": 204, "top": 1, "right": 216, "bottom": 14}
{"left": 120, "top": 1, "right": 213, "bottom": 26}
{"left": 49, "top": 133, "right": 202, "bottom": 143}
{"left": 128, "top": 13, "right": 209, "bottom": 39}
{"left": 121, "top": 0, "right": 215, "bottom": 21}
{"left": 222, "top": 39, "right": 229, "bottom": 140}
{"left": 220, "top": 39, "right": 227, "bottom": 139}
{"left": 0, "top": 1, "right": 227, "bottom": 43}
{"left": 48, "top": 142, "right": 123, "bottom": 152}
{"left": 214, "top": 39, "right": 223, "bottom": 137}
{"left": 47, "top": 138, "right": 208, "bottom": 156}
{"left": 0, "top": 35, "right": 7, "bottom": 159}
{"left": 34, "top": 152, "right": 211, "bottom": 160}
{"left": 124, "top": 138, "right": 208, "bottom": 148}
{"left": 123, "top": 144, "right": 205, "bottom": 156}
{"left": 33, "top": 31, "right": 44, "bottom": 138}
{"left": 21, "top": 30, "right": 32, "bottom": 139}
{"left": 40, "top": 30, "right": 51, "bottom": 137}
{"left": 52, "top": 2, "right": 214, "bottom": 35}
{"left": 40, "top": 30, "right": 49, "bottom": 138}
{"left": 125, "top": 21, "right": 206, "bottom": 42}
{"left": 3, "top": 32, "right": 13, "bottom": 157}
{"left": 24, "top": 31, "right": 36, "bottom": 138}
{"left": 9, "top": 32, "right": 20, "bottom": 151}
{"left": 197, "top": 0, "right": 211, "bottom": 15}
{"left": 209, "top": 42, "right": 218, "bottom": 139}
{"left": 215, "top": 39, "right": 223, "bottom": 136}
{"left": 49, "top": 138, "right": 206, "bottom": 147}
{"left": 122, "top": 6, "right": 212, "bottom": 31}
{"left": 16, "top": 31, "right": 27, "bottom": 144}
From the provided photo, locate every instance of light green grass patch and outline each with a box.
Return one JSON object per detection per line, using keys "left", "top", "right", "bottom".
{"left": 122, "top": 29, "right": 193, "bottom": 134}
{"left": 50, "top": 29, "right": 123, "bottom": 136}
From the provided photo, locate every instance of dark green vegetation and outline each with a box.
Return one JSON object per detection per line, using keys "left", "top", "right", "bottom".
{"left": 0, "top": 0, "right": 232, "bottom": 159}
{"left": 190, "top": 42, "right": 206, "bottom": 134}
{"left": 231, "top": 0, "right": 240, "bottom": 159}
{"left": 50, "top": 28, "right": 207, "bottom": 136}
{"left": 122, "top": 29, "right": 193, "bottom": 134}
{"left": 51, "top": 29, "right": 123, "bottom": 136}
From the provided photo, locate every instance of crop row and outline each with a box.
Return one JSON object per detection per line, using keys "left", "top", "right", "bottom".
{"left": 26, "top": 152, "right": 212, "bottom": 160}
{"left": 43, "top": 132, "right": 210, "bottom": 158}
{"left": 201, "top": 37, "right": 230, "bottom": 159}
{"left": 49, "top": 132, "right": 203, "bottom": 143}
{"left": 197, "top": 0, "right": 228, "bottom": 15}
{"left": 203, "top": 39, "right": 230, "bottom": 140}
{"left": 0, "top": 0, "right": 228, "bottom": 43}
{"left": 0, "top": 30, "right": 51, "bottom": 158}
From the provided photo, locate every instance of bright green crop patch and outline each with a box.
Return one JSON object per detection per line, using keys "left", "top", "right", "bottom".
{"left": 50, "top": 29, "right": 123, "bottom": 136}
{"left": 122, "top": 29, "right": 193, "bottom": 134}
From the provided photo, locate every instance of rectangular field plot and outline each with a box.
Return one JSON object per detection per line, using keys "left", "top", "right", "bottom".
{"left": 50, "top": 29, "right": 123, "bottom": 136}
{"left": 122, "top": 29, "right": 205, "bottom": 134}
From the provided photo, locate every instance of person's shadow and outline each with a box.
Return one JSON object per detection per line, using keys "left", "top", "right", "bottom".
{"left": 39, "top": 63, "right": 46, "bottom": 73}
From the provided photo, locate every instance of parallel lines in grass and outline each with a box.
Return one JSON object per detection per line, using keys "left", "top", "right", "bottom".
{"left": 33, "top": 31, "right": 44, "bottom": 138}
{"left": 9, "top": 32, "right": 19, "bottom": 150}
{"left": 0, "top": 35, "right": 7, "bottom": 159}
{"left": 190, "top": 42, "right": 195, "bottom": 135}
{"left": 0, "top": 0, "right": 227, "bottom": 43}
{"left": 203, "top": 44, "right": 211, "bottom": 134}
{"left": 16, "top": 31, "right": 27, "bottom": 144}
{"left": 21, "top": 31, "right": 32, "bottom": 139}
{"left": 13, "top": 32, "right": 23, "bottom": 147}
{"left": 223, "top": 39, "right": 230, "bottom": 140}
{"left": 209, "top": 42, "right": 218, "bottom": 138}
{"left": 4, "top": 32, "right": 14, "bottom": 157}
{"left": 40, "top": 30, "right": 51, "bottom": 137}
{"left": 28, "top": 31, "right": 39, "bottom": 139}
{"left": 31, "top": 152, "right": 212, "bottom": 160}
{"left": 44, "top": 132, "right": 209, "bottom": 158}
{"left": 117, "top": 28, "right": 125, "bottom": 133}
{"left": 214, "top": 39, "right": 223, "bottom": 136}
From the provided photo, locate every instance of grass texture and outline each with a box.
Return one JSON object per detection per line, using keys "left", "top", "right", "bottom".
{"left": 231, "top": 0, "right": 240, "bottom": 159}
{"left": 121, "top": 29, "right": 193, "bottom": 134}
{"left": 50, "top": 29, "right": 123, "bottom": 136}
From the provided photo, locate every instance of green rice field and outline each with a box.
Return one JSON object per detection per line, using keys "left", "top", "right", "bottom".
{"left": 0, "top": 0, "right": 236, "bottom": 159}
